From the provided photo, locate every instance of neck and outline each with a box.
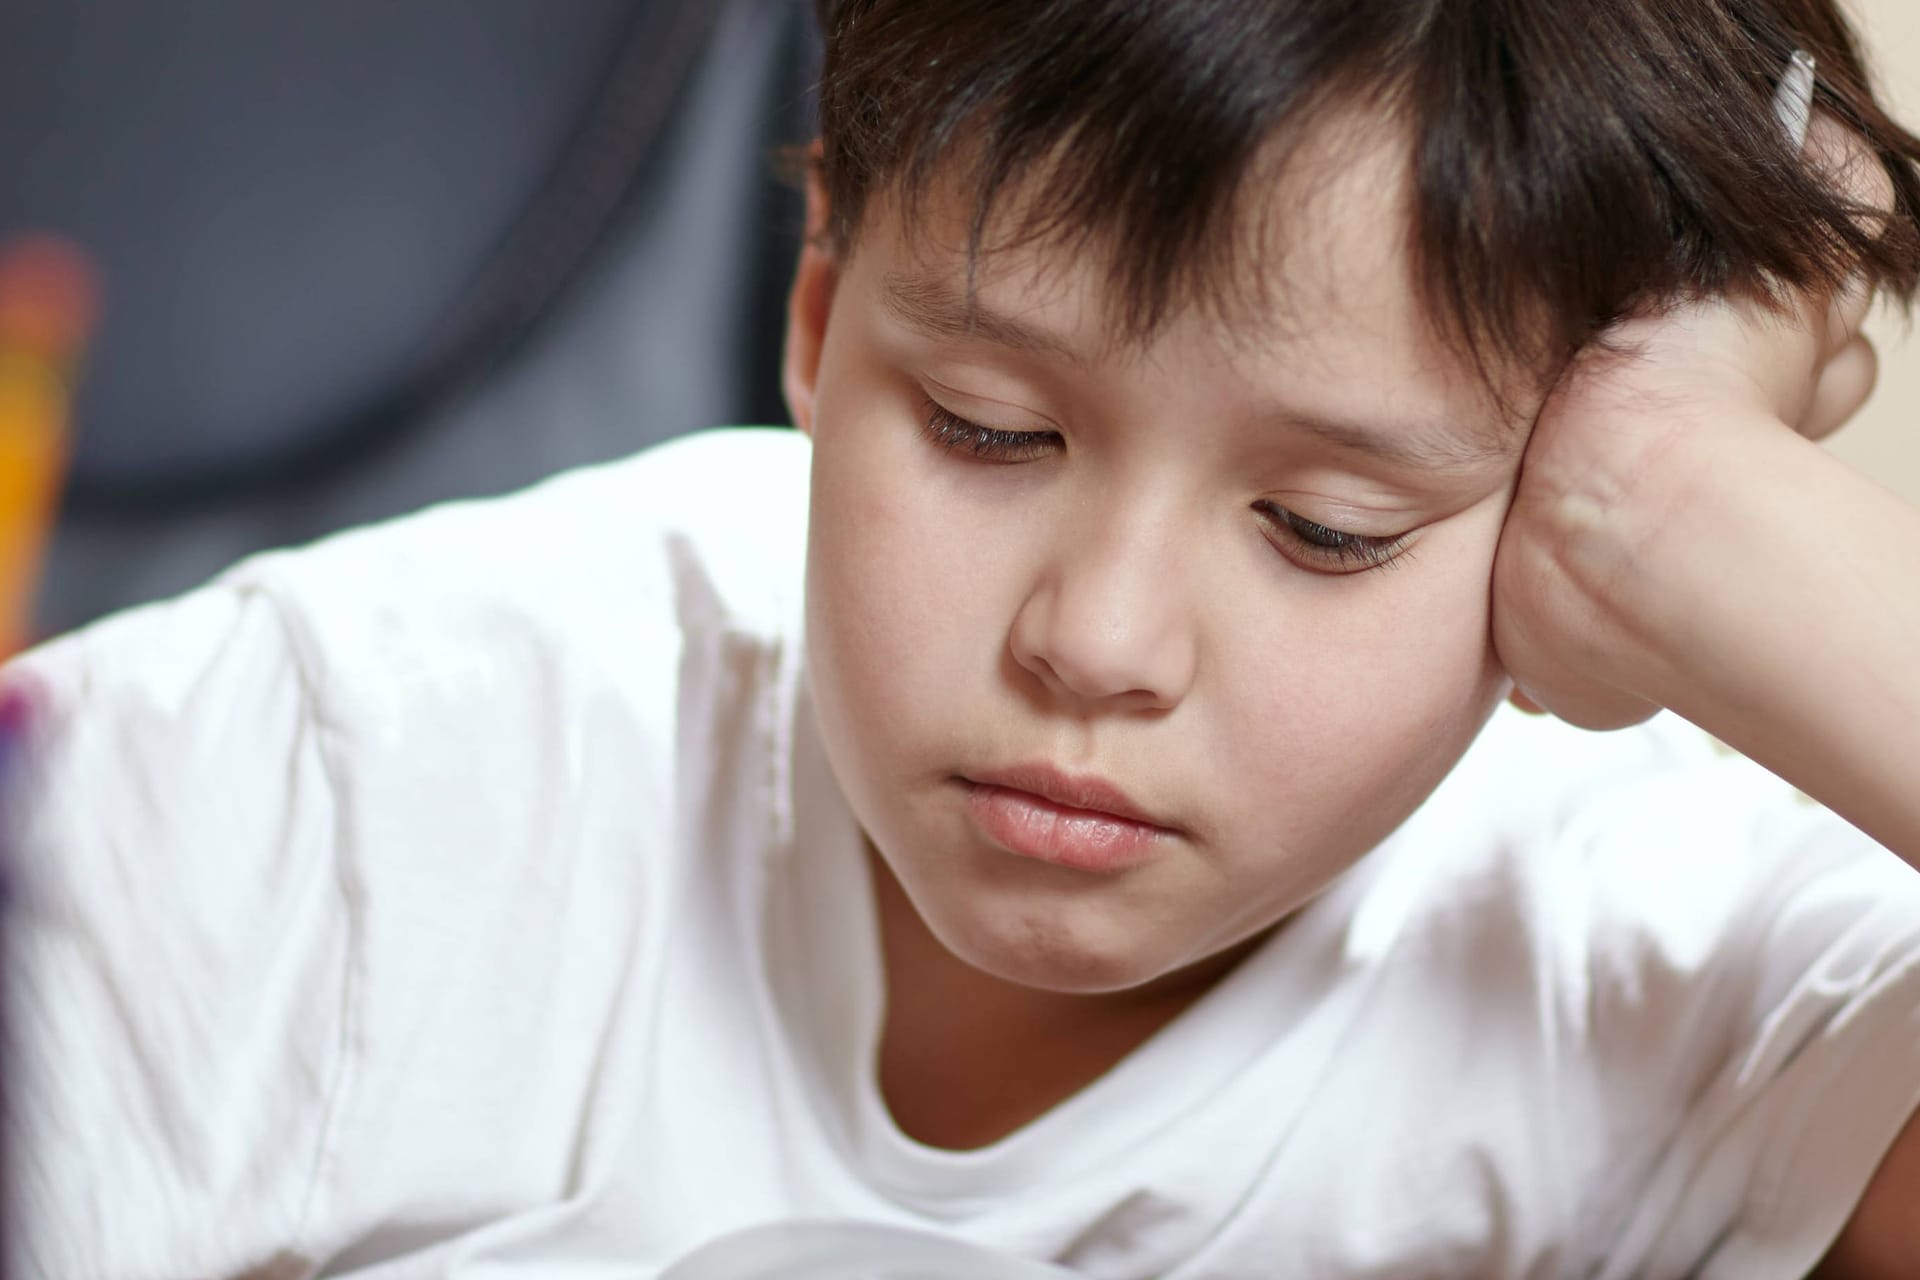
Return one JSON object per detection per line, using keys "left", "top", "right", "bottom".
{"left": 865, "top": 841, "right": 1270, "bottom": 1150}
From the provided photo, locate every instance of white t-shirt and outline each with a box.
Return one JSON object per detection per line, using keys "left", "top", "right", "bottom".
{"left": 9, "top": 428, "right": 1920, "bottom": 1280}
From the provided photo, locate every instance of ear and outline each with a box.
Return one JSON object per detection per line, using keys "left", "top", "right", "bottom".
{"left": 782, "top": 142, "right": 839, "bottom": 439}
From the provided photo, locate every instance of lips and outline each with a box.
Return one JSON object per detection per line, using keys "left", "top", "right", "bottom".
{"left": 967, "top": 765, "right": 1171, "bottom": 828}
{"left": 961, "top": 764, "right": 1176, "bottom": 873}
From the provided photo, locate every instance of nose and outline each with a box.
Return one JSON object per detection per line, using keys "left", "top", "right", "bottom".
{"left": 1008, "top": 508, "right": 1200, "bottom": 712}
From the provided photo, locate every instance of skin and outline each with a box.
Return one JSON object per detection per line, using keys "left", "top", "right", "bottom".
{"left": 782, "top": 112, "right": 1920, "bottom": 1264}
{"left": 1494, "top": 120, "right": 1920, "bottom": 1276}
{"left": 785, "top": 120, "right": 1528, "bottom": 1142}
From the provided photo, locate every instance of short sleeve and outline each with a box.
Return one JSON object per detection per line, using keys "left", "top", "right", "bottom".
{"left": 1599, "top": 800, "right": 1920, "bottom": 1280}
{"left": 4, "top": 583, "right": 353, "bottom": 1280}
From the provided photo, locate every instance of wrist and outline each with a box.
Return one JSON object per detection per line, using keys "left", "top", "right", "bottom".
{"left": 1531, "top": 406, "right": 1798, "bottom": 706}
{"left": 1592, "top": 420, "right": 1920, "bottom": 854}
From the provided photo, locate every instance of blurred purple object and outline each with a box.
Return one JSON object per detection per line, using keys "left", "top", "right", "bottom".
{"left": 0, "top": 678, "right": 28, "bottom": 788}
{"left": 0, "top": 678, "right": 22, "bottom": 1278}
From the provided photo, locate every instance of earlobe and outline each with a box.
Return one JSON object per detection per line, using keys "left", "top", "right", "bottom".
{"left": 782, "top": 146, "right": 838, "bottom": 439}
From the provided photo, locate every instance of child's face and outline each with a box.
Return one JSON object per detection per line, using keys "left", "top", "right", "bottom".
{"left": 786, "top": 121, "right": 1536, "bottom": 995}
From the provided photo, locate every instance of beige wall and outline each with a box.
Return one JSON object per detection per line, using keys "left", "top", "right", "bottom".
{"left": 1835, "top": 0, "right": 1920, "bottom": 503}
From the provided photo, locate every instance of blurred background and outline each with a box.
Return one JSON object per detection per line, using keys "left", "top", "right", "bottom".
{"left": 1, "top": 0, "right": 820, "bottom": 634}
{"left": 0, "top": 0, "right": 1915, "bottom": 637}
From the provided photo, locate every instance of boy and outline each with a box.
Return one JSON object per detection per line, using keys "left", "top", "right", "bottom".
{"left": 10, "top": 0, "right": 1920, "bottom": 1275}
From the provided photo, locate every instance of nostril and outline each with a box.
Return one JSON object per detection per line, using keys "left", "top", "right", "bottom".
{"left": 1007, "top": 565, "right": 1197, "bottom": 710}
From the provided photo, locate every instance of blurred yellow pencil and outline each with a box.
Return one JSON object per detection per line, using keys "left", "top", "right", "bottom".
{"left": 0, "top": 237, "right": 97, "bottom": 660}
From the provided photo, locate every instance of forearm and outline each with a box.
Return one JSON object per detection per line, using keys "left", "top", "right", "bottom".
{"left": 1600, "top": 416, "right": 1920, "bottom": 858}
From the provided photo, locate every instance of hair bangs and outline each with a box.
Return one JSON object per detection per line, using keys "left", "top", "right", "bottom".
{"left": 813, "top": 0, "right": 1920, "bottom": 382}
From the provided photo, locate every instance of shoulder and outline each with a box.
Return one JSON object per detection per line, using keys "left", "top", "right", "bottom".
{"left": 19, "top": 425, "right": 815, "bottom": 790}
{"left": 1357, "top": 709, "right": 1920, "bottom": 1275}
{"left": 226, "top": 425, "right": 813, "bottom": 661}
{"left": 1403, "top": 707, "right": 1906, "bottom": 920}
{"left": 1348, "top": 705, "right": 1920, "bottom": 1125}
{"left": 215, "top": 424, "right": 818, "bottom": 848}
{"left": 9, "top": 425, "right": 819, "bottom": 922}
{"left": 1384, "top": 708, "right": 1920, "bottom": 1019}
{"left": 1, "top": 430, "right": 819, "bottom": 1264}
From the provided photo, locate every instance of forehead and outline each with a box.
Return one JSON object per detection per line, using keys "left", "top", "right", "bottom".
{"left": 855, "top": 115, "right": 1535, "bottom": 460}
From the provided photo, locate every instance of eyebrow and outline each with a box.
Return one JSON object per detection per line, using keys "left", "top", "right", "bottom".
{"left": 878, "top": 269, "right": 1514, "bottom": 471}
{"left": 881, "top": 270, "right": 1093, "bottom": 366}
{"left": 1272, "top": 405, "right": 1514, "bottom": 472}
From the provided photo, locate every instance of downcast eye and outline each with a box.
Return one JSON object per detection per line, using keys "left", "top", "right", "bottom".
{"left": 920, "top": 398, "right": 1059, "bottom": 462}
{"left": 1254, "top": 501, "right": 1411, "bottom": 573}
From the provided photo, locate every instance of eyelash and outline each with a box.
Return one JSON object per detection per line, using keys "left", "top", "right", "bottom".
{"left": 920, "top": 397, "right": 1059, "bottom": 462}
{"left": 917, "top": 397, "right": 1413, "bottom": 573}
{"left": 1252, "top": 504, "right": 1411, "bottom": 572}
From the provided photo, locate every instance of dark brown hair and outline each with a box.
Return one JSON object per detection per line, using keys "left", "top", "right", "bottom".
{"left": 808, "top": 0, "right": 1920, "bottom": 375}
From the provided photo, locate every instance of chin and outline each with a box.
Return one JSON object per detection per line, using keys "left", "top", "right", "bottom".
{"left": 925, "top": 892, "right": 1180, "bottom": 996}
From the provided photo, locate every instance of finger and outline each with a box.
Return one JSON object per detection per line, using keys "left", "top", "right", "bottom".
{"left": 1501, "top": 668, "right": 1661, "bottom": 732}
{"left": 1826, "top": 276, "right": 1876, "bottom": 353}
{"left": 1547, "top": 688, "right": 1664, "bottom": 733}
{"left": 1805, "top": 114, "right": 1899, "bottom": 225}
{"left": 1800, "top": 333, "right": 1879, "bottom": 440}
{"left": 1506, "top": 686, "right": 1548, "bottom": 716}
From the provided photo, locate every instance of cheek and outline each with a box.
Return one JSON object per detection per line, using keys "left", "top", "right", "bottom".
{"left": 803, "top": 422, "right": 1014, "bottom": 771}
{"left": 806, "top": 451, "right": 916, "bottom": 754}
{"left": 1212, "top": 507, "right": 1508, "bottom": 843}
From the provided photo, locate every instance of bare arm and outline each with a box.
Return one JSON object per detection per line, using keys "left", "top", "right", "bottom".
{"left": 1591, "top": 409, "right": 1920, "bottom": 861}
